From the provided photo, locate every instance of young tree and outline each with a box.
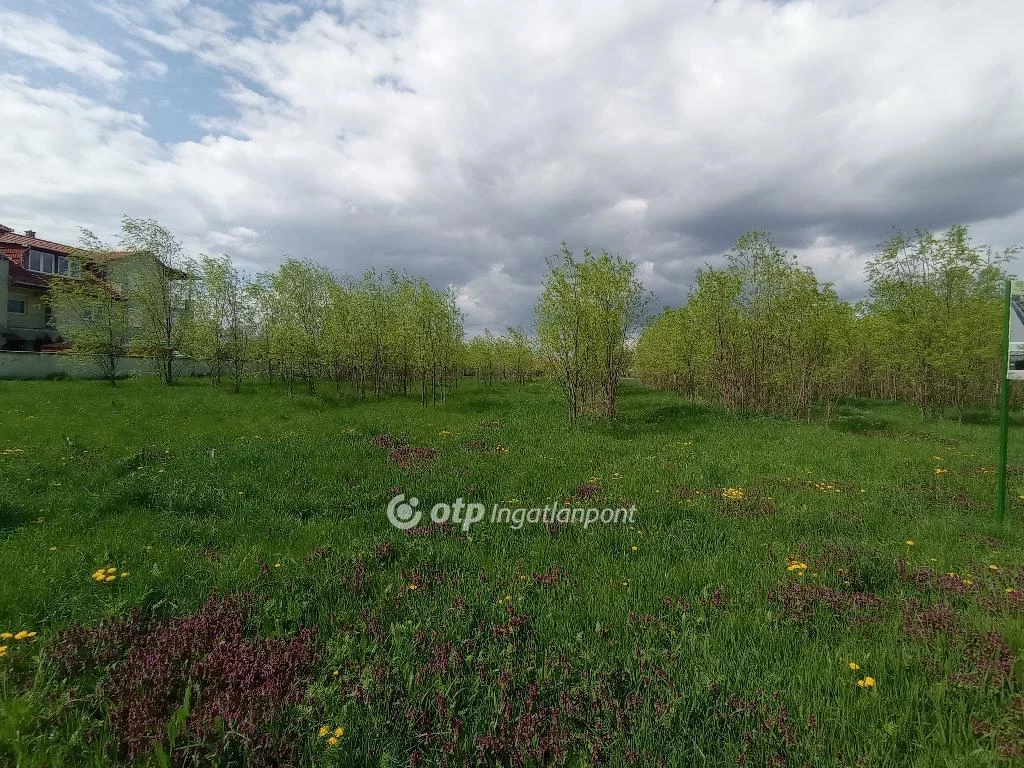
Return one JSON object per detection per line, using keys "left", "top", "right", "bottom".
{"left": 864, "top": 225, "right": 1013, "bottom": 417}
{"left": 186, "top": 254, "right": 255, "bottom": 394}
{"left": 536, "top": 243, "right": 647, "bottom": 421}
{"left": 117, "top": 217, "right": 194, "bottom": 385}
{"left": 46, "top": 231, "right": 132, "bottom": 385}
{"left": 185, "top": 254, "right": 233, "bottom": 386}
{"left": 262, "top": 259, "right": 332, "bottom": 394}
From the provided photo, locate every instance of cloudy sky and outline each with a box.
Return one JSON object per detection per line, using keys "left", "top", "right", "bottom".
{"left": 2, "top": 0, "right": 1023, "bottom": 334}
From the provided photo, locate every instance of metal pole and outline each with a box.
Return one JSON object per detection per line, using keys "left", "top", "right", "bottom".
{"left": 997, "top": 279, "right": 1011, "bottom": 523}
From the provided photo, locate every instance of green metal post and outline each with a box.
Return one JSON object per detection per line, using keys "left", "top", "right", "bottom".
{"left": 997, "top": 279, "right": 1011, "bottom": 523}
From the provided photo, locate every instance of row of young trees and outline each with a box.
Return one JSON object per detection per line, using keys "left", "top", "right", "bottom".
{"left": 49, "top": 216, "right": 1015, "bottom": 421}
{"left": 49, "top": 217, "right": 465, "bottom": 404}
{"left": 464, "top": 328, "right": 537, "bottom": 384}
{"left": 634, "top": 226, "right": 1016, "bottom": 418}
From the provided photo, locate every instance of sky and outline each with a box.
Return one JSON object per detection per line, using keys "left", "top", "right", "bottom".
{"left": 2, "top": 0, "right": 1023, "bottom": 335}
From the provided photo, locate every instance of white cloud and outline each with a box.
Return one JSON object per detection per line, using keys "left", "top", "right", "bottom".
{"left": 0, "top": 10, "right": 124, "bottom": 83}
{"left": 2, "top": 0, "right": 1024, "bottom": 332}
{"left": 250, "top": 2, "right": 303, "bottom": 35}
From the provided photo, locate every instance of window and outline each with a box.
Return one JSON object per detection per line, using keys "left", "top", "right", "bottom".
{"left": 7, "top": 295, "right": 26, "bottom": 314}
{"left": 26, "top": 249, "right": 78, "bottom": 277}
{"left": 44, "top": 305, "right": 54, "bottom": 327}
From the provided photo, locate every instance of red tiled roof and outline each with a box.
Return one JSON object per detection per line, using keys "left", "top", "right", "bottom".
{"left": 0, "top": 230, "right": 77, "bottom": 255}
{"left": 0, "top": 227, "right": 137, "bottom": 261}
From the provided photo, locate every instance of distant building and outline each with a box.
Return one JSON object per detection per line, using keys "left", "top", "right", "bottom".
{"left": 0, "top": 224, "right": 136, "bottom": 351}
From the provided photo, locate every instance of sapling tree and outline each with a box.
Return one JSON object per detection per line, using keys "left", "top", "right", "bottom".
{"left": 117, "top": 217, "right": 194, "bottom": 385}
{"left": 864, "top": 225, "right": 1013, "bottom": 417}
{"left": 186, "top": 255, "right": 233, "bottom": 385}
{"left": 46, "top": 231, "right": 132, "bottom": 385}
{"left": 536, "top": 243, "right": 647, "bottom": 421}
{"left": 187, "top": 254, "right": 256, "bottom": 393}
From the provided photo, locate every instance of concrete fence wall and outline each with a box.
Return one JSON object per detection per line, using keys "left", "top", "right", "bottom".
{"left": 0, "top": 351, "right": 206, "bottom": 380}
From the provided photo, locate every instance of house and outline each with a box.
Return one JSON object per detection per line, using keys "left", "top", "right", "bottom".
{"left": 0, "top": 224, "right": 136, "bottom": 351}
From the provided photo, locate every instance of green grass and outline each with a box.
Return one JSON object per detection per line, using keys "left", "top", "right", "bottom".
{"left": 1, "top": 377, "right": 1023, "bottom": 766}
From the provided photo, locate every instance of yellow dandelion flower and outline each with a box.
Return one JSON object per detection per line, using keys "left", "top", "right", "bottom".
{"left": 48, "top": 546, "right": 58, "bottom": 552}
{"left": 933, "top": 467, "right": 947, "bottom": 475}
{"left": 326, "top": 736, "right": 339, "bottom": 747}
{"left": 318, "top": 725, "right": 330, "bottom": 737}
{"left": 0, "top": 633, "right": 12, "bottom": 639}
{"left": 962, "top": 578, "right": 973, "bottom": 585}
{"left": 787, "top": 562, "right": 808, "bottom": 572}
{"left": 25, "top": 631, "right": 36, "bottom": 639}
{"left": 855, "top": 676, "right": 876, "bottom": 688}
{"left": 274, "top": 563, "right": 281, "bottom": 569}
{"left": 905, "top": 540, "right": 915, "bottom": 546}
{"left": 120, "top": 572, "right": 130, "bottom": 578}
{"left": 408, "top": 584, "right": 418, "bottom": 591}
{"left": 0, "top": 646, "right": 7, "bottom": 658}
{"left": 989, "top": 564, "right": 1000, "bottom": 572}
{"left": 106, "top": 567, "right": 116, "bottom": 574}
{"left": 333, "top": 727, "right": 344, "bottom": 738}
{"left": 104, "top": 575, "right": 116, "bottom": 582}
{"left": 1006, "top": 588, "right": 1016, "bottom": 594}
{"left": 848, "top": 662, "right": 860, "bottom": 670}
{"left": 13, "top": 631, "right": 30, "bottom": 641}
{"left": 630, "top": 545, "right": 638, "bottom": 552}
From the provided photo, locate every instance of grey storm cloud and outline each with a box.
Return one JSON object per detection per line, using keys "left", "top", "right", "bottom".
{"left": 1, "top": 0, "right": 1023, "bottom": 335}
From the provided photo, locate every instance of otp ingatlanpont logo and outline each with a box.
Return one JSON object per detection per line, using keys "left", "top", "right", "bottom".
{"left": 386, "top": 493, "right": 421, "bottom": 529}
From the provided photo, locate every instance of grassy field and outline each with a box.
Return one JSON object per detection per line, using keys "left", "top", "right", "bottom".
{"left": 1, "top": 377, "right": 1023, "bottom": 766}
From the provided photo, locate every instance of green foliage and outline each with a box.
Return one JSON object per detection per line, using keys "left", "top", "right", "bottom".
{"left": 117, "top": 217, "right": 194, "bottom": 385}
{"left": 48, "top": 216, "right": 466, "bottom": 403}
{"left": 246, "top": 266, "right": 464, "bottom": 402}
{"left": 636, "top": 231, "right": 851, "bottom": 418}
{"left": 46, "top": 232, "right": 132, "bottom": 385}
{"left": 862, "top": 225, "right": 1015, "bottom": 416}
{"left": 183, "top": 255, "right": 254, "bottom": 392}
{"left": 464, "top": 327, "right": 537, "bottom": 384}
{"left": 537, "top": 243, "right": 648, "bottom": 421}
{"left": 636, "top": 226, "right": 1017, "bottom": 419}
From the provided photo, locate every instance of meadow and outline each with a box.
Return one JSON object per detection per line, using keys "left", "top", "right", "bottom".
{"left": 1, "top": 376, "right": 1023, "bottom": 766}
